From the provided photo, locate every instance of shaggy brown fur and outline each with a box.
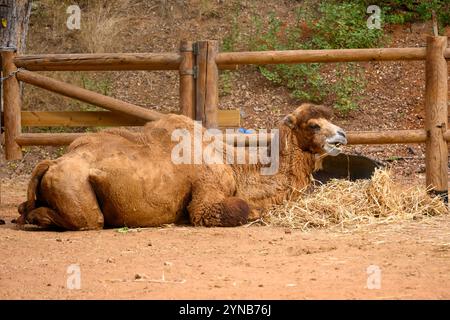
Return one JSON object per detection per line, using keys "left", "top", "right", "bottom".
{"left": 17, "top": 103, "right": 346, "bottom": 230}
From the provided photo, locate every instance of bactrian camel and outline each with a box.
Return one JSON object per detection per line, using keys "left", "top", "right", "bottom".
{"left": 17, "top": 103, "right": 347, "bottom": 230}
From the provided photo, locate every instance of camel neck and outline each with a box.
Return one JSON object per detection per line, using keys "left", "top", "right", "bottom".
{"left": 277, "top": 124, "right": 316, "bottom": 189}
{"left": 230, "top": 125, "right": 317, "bottom": 210}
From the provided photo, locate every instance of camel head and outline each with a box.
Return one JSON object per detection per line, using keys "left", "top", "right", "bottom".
{"left": 283, "top": 103, "right": 347, "bottom": 156}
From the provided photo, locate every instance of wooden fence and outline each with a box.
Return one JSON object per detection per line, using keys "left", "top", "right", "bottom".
{"left": 1, "top": 37, "right": 449, "bottom": 198}
{"left": 1, "top": 40, "right": 240, "bottom": 150}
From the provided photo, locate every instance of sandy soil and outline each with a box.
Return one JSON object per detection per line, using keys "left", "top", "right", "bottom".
{"left": 1, "top": 177, "right": 449, "bottom": 300}
{"left": 1, "top": 2, "right": 450, "bottom": 301}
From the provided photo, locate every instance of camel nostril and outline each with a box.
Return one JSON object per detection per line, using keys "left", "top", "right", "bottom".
{"left": 337, "top": 130, "right": 346, "bottom": 138}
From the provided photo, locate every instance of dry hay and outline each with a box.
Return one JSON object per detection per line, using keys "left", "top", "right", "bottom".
{"left": 265, "top": 169, "right": 448, "bottom": 231}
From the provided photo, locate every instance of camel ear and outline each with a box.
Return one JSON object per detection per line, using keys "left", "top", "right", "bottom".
{"left": 283, "top": 114, "right": 297, "bottom": 129}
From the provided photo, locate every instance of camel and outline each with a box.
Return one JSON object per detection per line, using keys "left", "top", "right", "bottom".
{"left": 16, "top": 103, "right": 347, "bottom": 230}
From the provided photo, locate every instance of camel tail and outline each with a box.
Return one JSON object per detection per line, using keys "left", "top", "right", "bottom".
{"left": 19, "top": 160, "right": 53, "bottom": 216}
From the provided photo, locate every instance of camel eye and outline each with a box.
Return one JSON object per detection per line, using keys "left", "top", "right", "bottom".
{"left": 309, "top": 123, "right": 321, "bottom": 130}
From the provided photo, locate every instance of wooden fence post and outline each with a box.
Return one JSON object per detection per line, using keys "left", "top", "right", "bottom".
{"left": 195, "top": 41, "right": 207, "bottom": 124}
{"left": 1, "top": 49, "right": 22, "bottom": 160}
{"left": 179, "top": 40, "right": 195, "bottom": 119}
{"left": 195, "top": 40, "right": 219, "bottom": 128}
{"left": 1, "top": 0, "right": 31, "bottom": 160}
{"left": 425, "top": 36, "right": 448, "bottom": 202}
{"left": 205, "top": 40, "right": 219, "bottom": 129}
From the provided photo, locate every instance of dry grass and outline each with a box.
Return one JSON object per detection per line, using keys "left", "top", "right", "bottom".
{"left": 29, "top": 0, "right": 130, "bottom": 53}
{"left": 266, "top": 169, "right": 448, "bottom": 231}
{"left": 78, "top": 0, "right": 130, "bottom": 53}
{"left": 23, "top": 0, "right": 131, "bottom": 112}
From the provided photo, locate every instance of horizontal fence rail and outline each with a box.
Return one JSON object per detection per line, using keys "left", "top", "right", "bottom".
{"left": 14, "top": 53, "right": 238, "bottom": 71}
{"left": 0, "top": 109, "right": 240, "bottom": 128}
{"left": 216, "top": 47, "right": 450, "bottom": 65}
{"left": 14, "top": 53, "right": 182, "bottom": 71}
{"left": 14, "top": 129, "right": 450, "bottom": 147}
{"left": 16, "top": 133, "right": 83, "bottom": 146}
{"left": 347, "top": 129, "right": 427, "bottom": 144}
{"left": 16, "top": 47, "right": 450, "bottom": 72}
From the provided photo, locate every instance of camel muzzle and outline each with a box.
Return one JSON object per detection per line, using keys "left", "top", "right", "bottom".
{"left": 324, "top": 133, "right": 347, "bottom": 156}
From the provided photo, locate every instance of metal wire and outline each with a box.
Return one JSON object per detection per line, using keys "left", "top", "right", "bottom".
{"left": 0, "top": 68, "right": 23, "bottom": 82}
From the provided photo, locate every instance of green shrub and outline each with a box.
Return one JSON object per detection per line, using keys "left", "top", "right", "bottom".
{"left": 219, "top": 71, "right": 234, "bottom": 97}
{"left": 247, "top": 2, "right": 382, "bottom": 114}
{"left": 223, "top": 0, "right": 448, "bottom": 114}
{"left": 70, "top": 74, "right": 112, "bottom": 111}
{"left": 333, "top": 65, "right": 365, "bottom": 113}
{"left": 358, "top": 0, "right": 450, "bottom": 30}
{"left": 312, "top": 2, "right": 383, "bottom": 49}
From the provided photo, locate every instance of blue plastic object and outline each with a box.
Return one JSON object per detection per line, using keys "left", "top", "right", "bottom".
{"left": 238, "top": 128, "right": 255, "bottom": 134}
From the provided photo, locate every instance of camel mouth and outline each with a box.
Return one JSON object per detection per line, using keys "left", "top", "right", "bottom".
{"left": 323, "top": 136, "right": 347, "bottom": 156}
{"left": 323, "top": 143, "right": 342, "bottom": 156}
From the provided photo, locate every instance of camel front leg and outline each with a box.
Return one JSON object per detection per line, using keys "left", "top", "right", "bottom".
{"left": 188, "top": 196, "right": 250, "bottom": 227}
{"left": 187, "top": 169, "right": 250, "bottom": 227}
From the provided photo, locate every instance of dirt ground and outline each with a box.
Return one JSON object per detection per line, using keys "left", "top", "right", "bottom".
{"left": 1, "top": 1, "right": 450, "bottom": 300}
{"left": 1, "top": 177, "right": 449, "bottom": 300}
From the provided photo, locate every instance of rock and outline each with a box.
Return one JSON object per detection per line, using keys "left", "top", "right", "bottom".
{"left": 415, "top": 164, "right": 426, "bottom": 173}
{"left": 106, "top": 258, "right": 115, "bottom": 263}
{"left": 367, "top": 147, "right": 384, "bottom": 153}
{"left": 403, "top": 168, "right": 412, "bottom": 176}
{"left": 286, "top": 283, "right": 297, "bottom": 287}
{"left": 0, "top": 219, "right": 5, "bottom": 225}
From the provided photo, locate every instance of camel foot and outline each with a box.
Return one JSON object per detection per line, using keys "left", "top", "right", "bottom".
{"left": 219, "top": 197, "right": 250, "bottom": 227}
{"left": 189, "top": 197, "right": 250, "bottom": 227}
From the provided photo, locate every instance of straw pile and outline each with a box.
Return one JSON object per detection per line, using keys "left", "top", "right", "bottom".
{"left": 265, "top": 169, "right": 448, "bottom": 231}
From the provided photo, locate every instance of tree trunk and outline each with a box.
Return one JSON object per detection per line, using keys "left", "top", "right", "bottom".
{"left": 1, "top": 0, "right": 32, "bottom": 207}
{"left": 1, "top": 0, "right": 32, "bottom": 129}
{"left": 0, "top": 0, "right": 32, "bottom": 51}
